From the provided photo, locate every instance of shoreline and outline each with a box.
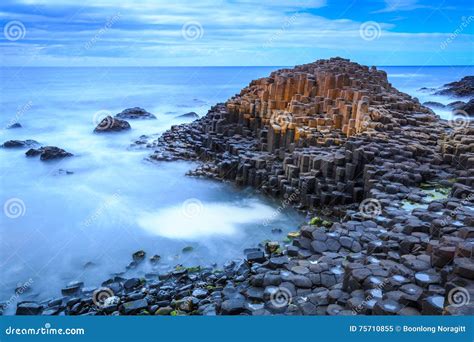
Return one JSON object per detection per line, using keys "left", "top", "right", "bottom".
{"left": 4, "top": 58, "right": 474, "bottom": 316}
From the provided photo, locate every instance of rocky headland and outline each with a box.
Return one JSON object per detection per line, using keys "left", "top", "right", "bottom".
{"left": 422, "top": 76, "right": 474, "bottom": 116}
{"left": 10, "top": 58, "right": 474, "bottom": 316}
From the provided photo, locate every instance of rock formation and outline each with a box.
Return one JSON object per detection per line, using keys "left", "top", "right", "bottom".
{"left": 435, "top": 76, "right": 474, "bottom": 98}
{"left": 143, "top": 58, "right": 473, "bottom": 316}
{"left": 15, "top": 58, "right": 473, "bottom": 316}
{"left": 25, "top": 146, "right": 73, "bottom": 161}
{"left": 94, "top": 116, "right": 131, "bottom": 132}
{"left": 115, "top": 107, "right": 156, "bottom": 119}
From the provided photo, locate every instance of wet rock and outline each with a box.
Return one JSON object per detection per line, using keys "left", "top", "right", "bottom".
{"left": 124, "top": 278, "right": 142, "bottom": 291}
{"left": 132, "top": 250, "right": 146, "bottom": 262}
{"left": 182, "top": 246, "right": 194, "bottom": 253}
{"left": 265, "top": 241, "right": 280, "bottom": 254}
{"left": 414, "top": 272, "right": 441, "bottom": 287}
{"left": 373, "top": 299, "right": 401, "bottom": 315}
{"left": 122, "top": 299, "right": 148, "bottom": 314}
{"left": 175, "top": 112, "right": 199, "bottom": 120}
{"left": 422, "top": 101, "right": 446, "bottom": 109}
{"left": 422, "top": 295, "right": 444, "bottom": 315}
{"left": 94, "top": 116, "right": 131, "bottom": 132}
{"left": 245, "top": 249, "right": 266, "bottom": 264}
{"left": 1, "top": 139, "right": 39, "bottom": 148}
{"left": 453, "top": 258, "right": 474, "bottom": 279}
{"left": 61, "top": 281, "right": 83, "bottom": 296}
{"left": 26, "top": 146, "right": 73, "bottom": 160}
{"left": 16, "top": 302, "right": 42, "bottom": 315}
{"left": 7, "top": 122, "right": 22, "bottom": 129}
{"left": 115, "top": 107, "right": 156, "bottom": 119}
{"left": 192, "top": 288, "right": 209, "bottom": 299}
{"left": 220, "top": 299, "right": 249, "bottom": 315}
{"left": 155, "top": 306, "right": 173, "bottom": 315}
{"left": 268, "top": 256, "right": 289, "bottom": 269}
{"left": 150, "top": 254, "right": 161, "bottom": 264}
{"left": 435, "top": 76, "right": 474, "bottom": 97}
{"left": 457, "top": 99, "right": 474, "bottom": 115}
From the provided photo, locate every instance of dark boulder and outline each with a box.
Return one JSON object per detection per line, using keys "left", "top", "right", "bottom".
{"left": 94, "top": 116, "right": 131, "bottom": 132}
{"left": 115, "top": 107, "right": 156, "bottom": 120}
{"left": 457, "top": 99, "right": 474, "bottom": 115}
{"left": 435, "top": 76, "right": 474, "bottom": 97}
{"left": 1, "top": 139, "right": 39, "bottom": 148}
{"left": 220, "top": 299, "right": 250, "bottom": 315}
{"left": 7, "top": 123, "right": 22, "bottom": 129}
{"left": 16, "top": 302, "right": 43, "bottom": 315}
{"left": 175, "top": 112, "right": 199, "bottom": 120}
{"left": 26, "top": 146, "right": 73, "bottom": 161}
{"left": 447, "top": 100, "right": 467, "bottom": 110}
{"left": 422, "top": 101, "right": 445, "bottom": 109}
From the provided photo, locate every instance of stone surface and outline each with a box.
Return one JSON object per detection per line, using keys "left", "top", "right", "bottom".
{"left": 26, "top": 146, "right": 73, "bottom": 160}
{"left": 115, "top": 107, "right": 156, "bottom": 119}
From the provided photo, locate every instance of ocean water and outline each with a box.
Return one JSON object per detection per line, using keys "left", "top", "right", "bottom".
{"left": 0, "top": 65, "right": 472, "bottom": 313}
{"left": 380, "top": 65, "right": 474, "bottom": 119}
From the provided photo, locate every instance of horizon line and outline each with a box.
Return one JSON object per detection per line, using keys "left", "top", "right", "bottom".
{"left": 2, "top": 65, "right": 473, "bottom": 68}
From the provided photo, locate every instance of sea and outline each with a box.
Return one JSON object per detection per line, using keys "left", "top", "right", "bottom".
{"left": 0, "top": 65, "right": 472, "bottom": 313}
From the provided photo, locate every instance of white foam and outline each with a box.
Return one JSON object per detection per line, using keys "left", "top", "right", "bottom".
{"left": 137, "top": 200, "right": 279, "bottom": 239}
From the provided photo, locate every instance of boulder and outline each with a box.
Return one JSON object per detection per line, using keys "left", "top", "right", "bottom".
{"left": 175, "top": 112, "right": 199, "bottom": 120}
{"left": 435, "top": 76, "right": 474, "bottom": 97}
{"left": 26, "top": 146, "right": 73, "bottom": 160}
{"left": 1, "top": 139, "right": 39, "bottom": 148}
{"left": 115, "top": 107, "right": 156, "bottom": 119}
{"left": 94, "top": 116, "right": 131, "bottom": 132}
{"left": 16, "top": 302, "right": 42, "bottom": 315}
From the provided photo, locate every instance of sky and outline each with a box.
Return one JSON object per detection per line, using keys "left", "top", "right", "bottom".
{"left": 0, "top": 0, "right": 473, "bottom": 66}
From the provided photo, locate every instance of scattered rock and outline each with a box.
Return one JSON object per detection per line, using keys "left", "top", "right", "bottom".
{"left": 7, "top": 122, "right": 22, "bottom": 129}
{"left": 1, "top": 139, "right": 39, "bottom": 148}
{"left": 94, "top": 116, "right": 131, "bottom": 132}
{"left": 115, "top": 107, "right": 156, "bottom": 119}
{"left": 422, "top": 101, "right": 446, "bottom": 109}
{"left": 435, "top": 76, "right": 474, "bottom": 97}
{"left": 175, "top": 112, "right": 199, "bottom": 120}
{"left": 26, "top": 146, "right": 73, "bottom": 161}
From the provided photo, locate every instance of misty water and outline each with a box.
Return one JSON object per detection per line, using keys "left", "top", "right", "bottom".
{"left": 0, "top": 65, "right": 472, "bottom": 312}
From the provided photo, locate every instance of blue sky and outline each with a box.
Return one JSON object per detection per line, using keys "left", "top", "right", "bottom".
{"left": 0, "top": 0, "right": 473, "bottom": 66}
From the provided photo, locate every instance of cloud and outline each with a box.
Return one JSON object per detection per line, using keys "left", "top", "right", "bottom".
{"left": 374, "top": 0, "right": 428, "bottom": 13}
{"left": 0, "top": 0, "right": 472, "bottom": 66}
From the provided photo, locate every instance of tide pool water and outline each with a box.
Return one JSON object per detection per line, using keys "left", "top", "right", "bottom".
{"left": 0, "top": 65, "right": 471, "bottom": 312}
